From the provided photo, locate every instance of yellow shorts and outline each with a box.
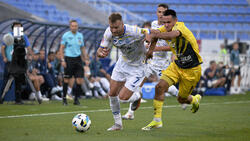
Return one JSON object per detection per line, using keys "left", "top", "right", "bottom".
{"left": 161, "top": 62, "right": 201, "bottom": 98}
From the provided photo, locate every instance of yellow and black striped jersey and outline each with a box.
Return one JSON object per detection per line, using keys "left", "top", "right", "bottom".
{"left": 158, "top": 22, "right": 203, "bottom": 69}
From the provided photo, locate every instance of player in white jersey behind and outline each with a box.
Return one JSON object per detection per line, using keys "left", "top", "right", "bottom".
{"left": 97, "top": 13, "right": 150, "bottom": 131}
{"left": 122, "top": 4, "right": 187, "bottom": 120}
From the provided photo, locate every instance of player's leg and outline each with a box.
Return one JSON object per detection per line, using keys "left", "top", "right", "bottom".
{"left": 141, "top": 79, "right": 170, "bottom": 130}
{"left": 236, "top": 68, "right": 242, "bottom": 93}
{"left": 155, "top": 67, "right": 187, "bottom": 109}
{"left": 142, "top": 62, "right": 179, "bottom": 130}
{"left": 66, "top": 77, "right": 74, "bottom": 100}
{"left": 62, "top": 57, "right": 73, "bottom": 105}
{"left": 107, "top": 79, "right": 125, "bottom": 131}
{"left": 72, "top": 57, "right": 85, "bottom": 105}
{"left": 74, "top": 78, "right": 83, "bottom": 105}
{"left": 177, "top": 65, "right": 202, "bottom": 113}
{"left": 121, "top": 65, "right": 146, "bottom": 107}
{"left": 62, "top": 77, "right": 70, "bottom": 105}
{"left": 122, "top": 77, "right": 147, "bottom": 120}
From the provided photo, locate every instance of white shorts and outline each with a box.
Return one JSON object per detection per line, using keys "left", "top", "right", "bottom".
{"left": 145, "top": 64, "right": 168, "bottom": 80}
{"left": 111, "top": 59, "right": 145, "bottom": 92}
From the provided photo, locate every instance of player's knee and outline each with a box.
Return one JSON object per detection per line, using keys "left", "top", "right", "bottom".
{"left": 108, "top": 90, "right": 117, "bottom": 97}
{"left": 118, "top": 94, "right": 129, "bottom": 101}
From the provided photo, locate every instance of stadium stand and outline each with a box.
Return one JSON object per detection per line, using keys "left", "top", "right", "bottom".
{"left": 84, "top": 0, "right": 250, "bottom": 40}
{"left": 1, "top": 0, "right": 249, "bottom": 40}
{"left": 0, "top": 0, "right": 82, "bottom": 24}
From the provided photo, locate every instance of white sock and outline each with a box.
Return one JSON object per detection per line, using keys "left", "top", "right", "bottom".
{"left": 98, "top": 87, "right": 106, "bottom": 96}
{"left": 109, "top": 96, "right": 122, "bottom": 126}
{"left": 100, "top": 78, "right": 110, "bottom": 92}
{"left": 38, "top": 91, "right": 42, "bottom": 98}
{"left": 120, "top": 92, "right": 140, "bottom": 103}
{"left": 93, "top": 90, "right": 99, "bottom": 97}
{"left": 168, "top": 85, "right": 178, "bottom": 96}
{"left": 67, "top": 87, "right": 72, "bottom": 95}
{"left": 129, "top": 91, "right": 141, "bottom": 102}
{"left": 128, "top": 103, "right": 134, "bottom": 114}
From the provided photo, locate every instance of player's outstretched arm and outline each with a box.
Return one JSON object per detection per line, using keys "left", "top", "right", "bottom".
{"left": 145, "top": 38, "right": 157, "bottom": 61}
{"left": 153, "top": 46, "right": 171, "bottom": 51}
{"left": 152, "top": 30, "right": 180, "bottom": 40}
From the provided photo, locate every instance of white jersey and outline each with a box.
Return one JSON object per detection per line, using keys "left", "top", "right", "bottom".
{"left": 247, "top": 49, "right": 250, "bottom": 67}
{"left": 100, "top": 24, "right": 148, "bottom": 66}
{"left": 150, "top": 20, "right": 171, "bottom": 69}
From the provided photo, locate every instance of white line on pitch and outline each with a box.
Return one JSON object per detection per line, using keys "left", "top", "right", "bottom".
{"left": 0, "top": 100, "right": 249, "bottom": 119}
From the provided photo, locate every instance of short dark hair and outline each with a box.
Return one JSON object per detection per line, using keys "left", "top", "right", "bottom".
{"left": 163, "top": 9, "right": 177, "bottom": 18}
{"left": 210, "top": 60, "right": 216, "bottom": 65}
{"left": 11, "top": 21, "right": 22, "bottom": 30}
{"left": 158, "top": 4, "right": 169, "bottom": 9}
{"left": 48, "top": 51, "right": 55, "bottom": 55}
{"left": 142, "top": 21, "right": 151, "bottom": 28}
{"left": 69, "top": 20, "right": 78, "bottom": 25}
{"left": 109, "top": 13, "right": 122, "bottom": 23}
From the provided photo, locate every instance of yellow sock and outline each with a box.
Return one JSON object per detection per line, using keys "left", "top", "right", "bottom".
{"left": 153, "top": 99, "right": 164, "bottom": 119}
{"left": 191, "top": 95, "right": 196, "bottom": 104}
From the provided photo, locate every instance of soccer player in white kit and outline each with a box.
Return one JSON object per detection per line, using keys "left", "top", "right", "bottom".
{"left": 97, "top": 13, "right": 150, "bottom": 131}
{"left": 122, "top": 4, "right": 186, "bottom": 120}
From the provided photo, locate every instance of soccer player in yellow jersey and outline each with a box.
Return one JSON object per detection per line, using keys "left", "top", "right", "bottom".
{"left": 142, "top": 9, "right": 203, "bottom": 131}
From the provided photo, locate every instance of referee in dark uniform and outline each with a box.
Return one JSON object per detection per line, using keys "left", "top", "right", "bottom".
{"left": 59, "top": 20, "right": 88, "bottom": 105}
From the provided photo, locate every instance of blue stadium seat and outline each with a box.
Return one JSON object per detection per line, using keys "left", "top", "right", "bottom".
{"left": 224, "top": 23, "right": 234, "bottom": 30}
{"left": 208, "top": 23, "right": 218, "bottom": 30}
{"left": 217, "top": 23, "right": 225, "bottom": 29}
{"left": 219, "top": 14, "right": 227, "bottom": 22}
{"left": 210, "top": 15, "right": 219, "bottom": 22}
{"left": 234, "top": 23, "right": 243, "bottom": 30}
{"left": 237, "top": 32, "right": 249, "bottom": 40}
{"left": 235, "top": 15, "right": 245, "bottom": 23}
{"left": 200, "top": 23, "right": 209, "bottom": 30}
{"left": 184, "top": 14, "right": 194, "bottom": 22}
{"left": 245, "top": 15, "right": 250, "bottom": 22}
{"left": 189, "top": 23, "right": 200, "bottom": 30}
{"left": 219, "top": 31, "right": 234, "bottom": 39}
{"left": 227, "top": 15, "right": 235, "bottom": 22}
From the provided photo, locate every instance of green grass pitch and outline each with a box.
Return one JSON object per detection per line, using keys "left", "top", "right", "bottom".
{"left": 0, "top": 92, "right": 250, "bottom": 141}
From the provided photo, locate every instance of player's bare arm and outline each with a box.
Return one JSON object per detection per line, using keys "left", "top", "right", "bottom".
{"left": 145, "top": 38, "right": 157, "bottom": 61}
{"left": 153, "top": 46, "right": 171, "bottom": 51}
{"left": 144, "top": 29, "right": 159, "bottom": 43}
{"left": 81, "top": 46, "right": 88, "bottom": 61}
{"left": 59, "top": 44, "right": 66, "bottom": 68}
{"left": 152, "top": 30, "right": 180, "bottom": 40}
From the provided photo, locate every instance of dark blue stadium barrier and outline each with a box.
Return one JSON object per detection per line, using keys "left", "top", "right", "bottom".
{"left": 99, "top": 58, "right": 111, "bottom": 71}
{"left": 0, "top": 19, "right": 105, "bottom": 53}
{"left": 204, "top": 87, "right": 227, "bottom": 96}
